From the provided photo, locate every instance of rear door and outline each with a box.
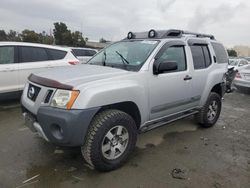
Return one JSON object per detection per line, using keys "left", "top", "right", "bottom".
{"left": 0, "top": 46, "right": 19, "bottom": 93}
{"left": 18, "top": 46, "right": 52, "bottom": 89}
{"left": 188, "top": 39, "right": 213, "bottom": 105}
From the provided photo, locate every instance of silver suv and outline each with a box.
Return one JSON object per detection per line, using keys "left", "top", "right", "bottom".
{"left": 21, "top": 29, "right": 228, "bottom": 171}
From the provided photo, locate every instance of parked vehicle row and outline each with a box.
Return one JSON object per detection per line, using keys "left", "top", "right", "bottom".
{"left": 227, "top": 57, "right": 250, "bottom": 92}
{"left": 228, "top": 58, "right": 249, "bottom": 71}
{"left": 0, "top": 42, "right": 97, "bottom": 100}
{"left": 234, "top": 65, "right": 250, "bottom": 92}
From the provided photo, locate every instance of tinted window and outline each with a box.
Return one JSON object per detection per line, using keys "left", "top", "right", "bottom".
{"left": 47, "top": 49, "right": 67, "bottom": 60}
{"left": 0, "top": 46, "right": 14, "bottom": 64}
{"left": 157, "top": 46, "right": 186, "bottom": 72}
{"left": 190, "top": 45, "right": 211, "bottom": 69}
{"left": 203, "top": 46, "right": 212, "bottom": 67}
{"left": 86, "top": 50, "right": 96, "bottom": 56}
{"left": 72, "top": 49, "right": 85, "bottom": 56}
{"left": 211, "top": 42, "right": 228, "bottom": 64}
{"left": 20, "top": 47, "right": 48, "bottom": 62}
{"left": 72, "top": 49, "right": 96, "bottom": 57}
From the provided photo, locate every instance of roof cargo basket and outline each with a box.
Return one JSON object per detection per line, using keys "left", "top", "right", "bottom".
{"left": 182, "top": 31, "right": 215, "bottom": 40}
{"left": 125, "top": 29, "right": 215, "bottom": 40}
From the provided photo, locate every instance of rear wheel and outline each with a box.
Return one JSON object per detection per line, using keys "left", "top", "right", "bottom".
{"left": 82, "top": 109, "right": 137, "bottom": 171}
{"left": 196, "top": 92, "right": 222, "bottom": 128}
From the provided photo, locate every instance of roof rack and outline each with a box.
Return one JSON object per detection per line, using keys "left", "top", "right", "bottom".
{"left": 125, "top": 29, "right": 215, "bottom": 40}
{"left": 182, "top": 31, "right": 215, "bottom": 40}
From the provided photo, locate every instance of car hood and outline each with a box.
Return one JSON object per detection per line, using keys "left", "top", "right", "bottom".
{"left": 31, "top": 64, "right": 132, "bottom": 89}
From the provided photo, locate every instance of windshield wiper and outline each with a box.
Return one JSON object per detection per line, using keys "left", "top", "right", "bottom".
{"left": 115, "top": 51, "right": 130, "bottom": 65}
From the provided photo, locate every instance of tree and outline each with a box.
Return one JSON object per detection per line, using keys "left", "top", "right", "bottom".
{"left": 21, "top": 30, "right": 40, "bottom": 43}
{"left": 227, "top": 49, "right": 237, "bottom": 57}
{"left": 53, "top": 22, "right": 71, "bottom": 45}
{"left": 41, "top": 34, "right": 54, "bottom": 45}
{"left": 99, "top": 38, "right": 107, "bottom": 43}
{"left": 0, "top": 30, "right": 7, "bottom": 41}
{"left": 71, "top": 31, "right": 86, "bottom": 47}
{"left": 7, "top": 30, "right": 21, "bottom": 41}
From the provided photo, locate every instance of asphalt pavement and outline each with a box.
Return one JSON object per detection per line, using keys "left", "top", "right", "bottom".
{"left": 0, "top": 91, "right": 249, "bottom": 188}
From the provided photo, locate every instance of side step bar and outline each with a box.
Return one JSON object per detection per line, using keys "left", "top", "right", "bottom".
{"left": 139, "top": 109, "right": 199, "bottom": 133}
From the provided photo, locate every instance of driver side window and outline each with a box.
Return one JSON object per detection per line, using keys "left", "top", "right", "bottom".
{"left": 157, "top": 46, "right": 187, "bottom": 72}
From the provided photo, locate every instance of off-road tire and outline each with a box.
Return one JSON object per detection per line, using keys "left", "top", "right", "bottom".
{"left": 82, "top": 109, "right": 137, "bottom": 171}
{"left": 196, "top": 92, "right": 222, "bottom": 128}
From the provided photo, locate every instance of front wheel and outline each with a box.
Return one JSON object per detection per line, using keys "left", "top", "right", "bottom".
{"left": 196, "top": 92, "right": 222, "bottom": 128}
{"left": 82, "top": 109, "right": 137, "bottom": 171}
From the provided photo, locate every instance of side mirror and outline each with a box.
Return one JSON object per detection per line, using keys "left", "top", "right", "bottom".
{"left": 153, "top": 61, "right": 178, "bottom": 75}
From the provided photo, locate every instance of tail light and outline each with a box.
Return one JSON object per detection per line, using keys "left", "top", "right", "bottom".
{"left": 235, "top": 72, "right": 242, "bottom": 79}
{"left": 68, "top": 60, "right": 79, "bottom": 65}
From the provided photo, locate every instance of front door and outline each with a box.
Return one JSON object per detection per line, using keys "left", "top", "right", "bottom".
{"left": 149, "top": 41, "right": 195, "bottom": 120}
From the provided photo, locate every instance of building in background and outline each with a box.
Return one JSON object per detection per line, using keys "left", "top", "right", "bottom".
{"left": 233, "top": 45, "right": 250, "bottom": 57}
{"left": 85, "top": 41, "right": 110, "bottom": 49}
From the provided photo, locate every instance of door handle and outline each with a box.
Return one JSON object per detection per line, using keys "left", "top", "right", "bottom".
{"left": 184, "top": 75, "right": 192, "bottom": 81}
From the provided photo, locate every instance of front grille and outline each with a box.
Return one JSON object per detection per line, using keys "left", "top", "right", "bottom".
{"left": 27, "top": 84, "right": 41, "bottom": 101}
{"left": 44, "top": 90, "right": 53, "bottom": 103}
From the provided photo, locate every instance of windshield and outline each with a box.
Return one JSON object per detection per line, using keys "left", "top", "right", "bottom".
{"left": 229, "top": 59, "right": 238, "bottom": 66}
{"left": 88, "top": 40, "right": 159, "bottom": 71}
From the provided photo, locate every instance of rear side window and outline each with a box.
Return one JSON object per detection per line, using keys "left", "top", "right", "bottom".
{"left": 211, "top": 42, "right": 228, "bottom": 64}
{"left": 47, "top": 49, "right": 67, "bottom": 60}
{"left": 20, "top": 47, "right": 49, "bottom": 63}
{"left": 190, "top": 45, "right": 211, "bottom": 69}
{"left": 0, "top": 46, "right": 14, "bottom": 64}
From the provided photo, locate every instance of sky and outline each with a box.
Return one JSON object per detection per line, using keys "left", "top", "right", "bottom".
{"left": 0, "top": 0, "right": 249, "bottom": 47}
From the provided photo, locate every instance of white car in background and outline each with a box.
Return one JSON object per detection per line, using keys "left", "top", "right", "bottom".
{"left": 228, "top": 58, "right": 249, "bottom": 71}
{"left": 234, "top": 65, "right": 250, "bottom": 92}
{"left": 0, "top": 42, "right": 79, "bottom": 99}
{"left": 71, "top": 47, "right": 98, "bottom": 63}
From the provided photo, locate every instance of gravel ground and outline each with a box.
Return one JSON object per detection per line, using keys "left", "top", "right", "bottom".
{"left": 0, "top": 91, "right": 249, "bottom": 188}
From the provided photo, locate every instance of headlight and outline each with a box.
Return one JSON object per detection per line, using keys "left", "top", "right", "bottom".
{"left": 51, "top": 89, "right": 79, "bottom": 109}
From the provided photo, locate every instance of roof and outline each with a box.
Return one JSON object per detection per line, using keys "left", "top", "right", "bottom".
{"left": 0, "top": 41, "right": 70, "bottom": 51}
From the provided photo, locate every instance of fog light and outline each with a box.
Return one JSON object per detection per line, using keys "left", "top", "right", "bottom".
{"left": 50, "top": 124, "right": 63, "bottom": 140}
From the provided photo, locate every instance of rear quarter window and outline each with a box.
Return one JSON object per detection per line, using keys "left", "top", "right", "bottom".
{"left": 211, "top": 42, "right": 228, "bottom": 64}
{"left": 47, "top": 49, "right": 67, "bottom": 60}
{"left": 72, "top": 49, "right": 97, "bottom": 57}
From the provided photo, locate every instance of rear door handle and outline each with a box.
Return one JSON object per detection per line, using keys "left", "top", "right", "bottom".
{"left": 184, "top": 75, "right": 192, "bottom": 81}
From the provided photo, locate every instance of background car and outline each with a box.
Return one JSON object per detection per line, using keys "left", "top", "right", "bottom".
{"left": 0, "top": 42, "right": 79, "bottom": 99}
{"left": 70, "top": 47, "right": 98, "bottom": 63}
{"left": 243, "top": 57, "right": 250, "bottom": 61}
{"left": 234, "top": 65, "right": 250, "bottom": 92}
{"left": 228, "top": 58, "right": 249, "bottom": 71}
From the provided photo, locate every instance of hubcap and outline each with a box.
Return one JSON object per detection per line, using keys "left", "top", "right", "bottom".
{"left": 101, "top": 125, "right": 129, "bottom": 160}
{"left": 207, "top": 100, "right": 218, "bottom": 121}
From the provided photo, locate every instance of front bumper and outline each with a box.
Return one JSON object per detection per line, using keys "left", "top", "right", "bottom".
{"left": 22, "top": 106, "right": 100, "bottom": 146}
